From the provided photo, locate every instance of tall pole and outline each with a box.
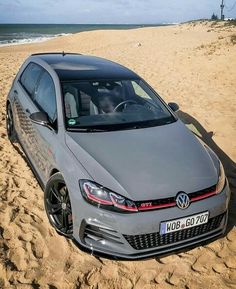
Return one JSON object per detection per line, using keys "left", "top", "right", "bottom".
{"left": 220, "top": 0, "right": 225, "bottom": 20}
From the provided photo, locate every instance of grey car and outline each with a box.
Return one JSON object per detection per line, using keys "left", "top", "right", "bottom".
{"left": 6, "top": 52, "right": 230, "bottom": 259}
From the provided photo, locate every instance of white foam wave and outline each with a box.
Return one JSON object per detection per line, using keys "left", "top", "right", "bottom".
{"left": 0, "top": 33, "right": 71, "bottom": 47}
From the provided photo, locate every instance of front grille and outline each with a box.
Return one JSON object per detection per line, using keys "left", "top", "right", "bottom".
{"left": 136, "top": 196, "right": 176, "bottom": 208}
{"left": 188, "top": 185, "right": 216, "bottom": 199}
{"left": 123, "top": 213, "right": 224, "bottom": 250}
{"left": 135, "top": 185, "right": 217, "bottom": 211}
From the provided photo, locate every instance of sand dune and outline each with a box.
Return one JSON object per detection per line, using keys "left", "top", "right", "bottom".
{"left": 0, "top": 21, "right": 236, "bottom": 289}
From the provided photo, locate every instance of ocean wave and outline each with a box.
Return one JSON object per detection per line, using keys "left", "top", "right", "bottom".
{"left": 0, "top": 33, "right": 71, "bottom": 47}
{"left": 162, "top": 22, "right": 180, "bottom": 25}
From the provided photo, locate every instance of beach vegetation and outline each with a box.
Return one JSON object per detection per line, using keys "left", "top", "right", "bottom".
{"left": 211, "top": 13, "right": 218, "bottom": 20}
{"left": 230, "top": 34, "right": 236, "bottom": 44}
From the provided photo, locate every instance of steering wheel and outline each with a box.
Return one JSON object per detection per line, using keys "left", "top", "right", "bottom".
{"left": 113, "top": 100, "right": 137, "bottom": 112}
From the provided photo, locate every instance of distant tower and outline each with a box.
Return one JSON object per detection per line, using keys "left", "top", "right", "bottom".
{"left": 220, "top": 0, "right": 225, "bottom": 20}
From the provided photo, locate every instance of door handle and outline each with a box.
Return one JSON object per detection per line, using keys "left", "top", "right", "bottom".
{"left": 14, "top": 90, "right": 18, "bottom": 95}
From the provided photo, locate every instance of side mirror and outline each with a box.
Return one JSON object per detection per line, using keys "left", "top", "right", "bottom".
{"left": 29, "top": 112, "right": 53, "bottom": 130}
{"left": 168, "top": 102, "right": 179, "bottom": 112}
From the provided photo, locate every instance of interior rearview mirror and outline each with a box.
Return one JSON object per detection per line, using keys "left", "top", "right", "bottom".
{"left": 168, "top": 102, "right": 179, "bottom": 112}
{"left": 29, "top": 112, "right": 53, "bottom": 130}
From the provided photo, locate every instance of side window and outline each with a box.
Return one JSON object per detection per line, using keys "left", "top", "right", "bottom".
{"left": 34, "top": 72, "right": 57, "bottom": 122}
{"left": 131, "top": 81, "right": 152, "bottom": 100}
{"left": 20, "top": 63, "right": 43, "bottom": 97}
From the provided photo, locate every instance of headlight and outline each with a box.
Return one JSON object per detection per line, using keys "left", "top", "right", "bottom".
{"left": 79, "top": 180, "right": 138, "bottom": 213}
{"left": 216, "top": 161, "right": 226, "bottom": 194}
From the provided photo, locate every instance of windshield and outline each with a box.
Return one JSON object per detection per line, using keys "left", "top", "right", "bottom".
{"left": 62, "top": 79, "right": 175, "bottom": 131}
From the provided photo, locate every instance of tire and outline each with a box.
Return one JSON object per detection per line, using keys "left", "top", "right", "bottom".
{"left": 44, "top": 172, "right": 73, "bottom": 238}
{"left": 6, "top": 104, "right": 17, "bottom": 143}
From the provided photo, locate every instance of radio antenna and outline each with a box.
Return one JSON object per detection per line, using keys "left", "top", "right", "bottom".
{"left": 220, "top": 0, "right": 225, "bottom": 20}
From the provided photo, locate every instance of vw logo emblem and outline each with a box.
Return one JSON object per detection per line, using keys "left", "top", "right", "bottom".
{"left": 176, "top": 192, "right": 190, "bottom": 209}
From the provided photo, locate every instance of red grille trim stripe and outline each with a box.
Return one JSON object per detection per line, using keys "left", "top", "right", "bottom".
{"left": 137, "top": 190, "right": 216, "bottom": 211}
{"left": 190, "top": 191, "right": 216, "bottom": 202}
{"left": 138, "top": 202, "right": 176, "bottom": 211}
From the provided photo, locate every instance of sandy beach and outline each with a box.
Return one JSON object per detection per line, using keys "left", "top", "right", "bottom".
{"left": 0, "top": 21, "right": 236, "bottom": 289}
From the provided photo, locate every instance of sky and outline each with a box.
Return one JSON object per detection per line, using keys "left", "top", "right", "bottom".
{"left": 0, "top": 0, "right": 235, "bottom": 24}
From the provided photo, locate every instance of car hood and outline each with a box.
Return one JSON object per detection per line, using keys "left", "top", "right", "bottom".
{"left": 65, "top": 120, "right": 218, "bottom": 201}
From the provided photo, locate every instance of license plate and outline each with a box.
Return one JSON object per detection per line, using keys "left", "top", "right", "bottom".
{"left": 160, "top": 211, "right": 209, "bottom": 235}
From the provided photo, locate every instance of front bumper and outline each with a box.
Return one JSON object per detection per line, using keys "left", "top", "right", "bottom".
{"left": 72, "top": 182, "right": 230, "bottom": 259}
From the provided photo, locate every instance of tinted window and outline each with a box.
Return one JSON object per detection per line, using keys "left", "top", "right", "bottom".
{"left": 132, "top": 81, "right": 151, "bottom": 99}
{"left": 20, "top": 63, "right": 43, "bottom": 96}
{"left": 62, "top": 79, "right": 174, "bottom": 130}
{"left": 34, "top": 72, "right": 57, "bottom": 122}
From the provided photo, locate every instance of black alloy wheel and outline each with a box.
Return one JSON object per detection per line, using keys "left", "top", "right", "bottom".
{"left": 6, "top": 104, "right": 16, "bottom": 142}
{"left": 45, "top": 173, "right": 73, "bottom": 238}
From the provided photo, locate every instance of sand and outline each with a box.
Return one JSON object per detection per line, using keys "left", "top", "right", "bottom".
{"left": 0, "top": 20, "right": 236, "bottom": 289}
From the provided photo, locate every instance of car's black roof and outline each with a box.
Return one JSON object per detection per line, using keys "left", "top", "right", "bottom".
{"left": 31, "top": 53, "right": 139, "bottom": 81}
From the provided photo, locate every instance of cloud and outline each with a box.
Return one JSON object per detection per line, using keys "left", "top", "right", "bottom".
{"left": 0, "top": 0, "right": 20, "bottom": 7}
{"left": 0, "top": 0, "right": 235, "bottom": 24}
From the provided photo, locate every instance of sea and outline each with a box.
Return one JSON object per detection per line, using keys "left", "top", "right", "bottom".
{"left": 0, "top": 24, "right": 172, "bottom": 47}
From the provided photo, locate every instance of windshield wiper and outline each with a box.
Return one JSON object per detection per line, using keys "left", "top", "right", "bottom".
{"left": 67, "top": 117, "right": 175, "bottom": 132}
{"left": 120, "top": 119, "right": 171, "bottom": 130}
{"left": 67, "top": 127, "right": 109, "bottom": 132}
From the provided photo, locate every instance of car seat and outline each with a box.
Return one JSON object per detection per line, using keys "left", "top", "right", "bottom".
{"left": 64, "top": 86, "right": 79, "bottom": 118}
{"left": 77, "top": 84, "right": 99, "bottom": 116}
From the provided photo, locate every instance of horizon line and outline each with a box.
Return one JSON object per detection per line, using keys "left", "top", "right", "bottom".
{"left": 0, "top": 22, "right": 178, "bottom": 25}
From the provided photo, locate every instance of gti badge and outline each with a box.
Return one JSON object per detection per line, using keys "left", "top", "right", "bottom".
{"left": 176, "top": 192, "right": 190, "bottom": 209}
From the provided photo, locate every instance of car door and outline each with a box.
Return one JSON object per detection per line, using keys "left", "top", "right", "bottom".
{"left": 30, "top": 70, "right": 58, "bottom": 184}
{"left": 12, "top": 62, "right": 43, "bottom": 155}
